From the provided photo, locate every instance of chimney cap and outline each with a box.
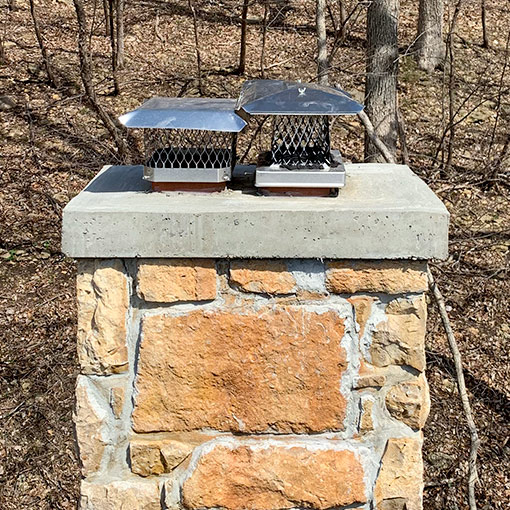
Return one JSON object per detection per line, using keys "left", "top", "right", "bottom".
{"left": 236, "top": 79, "right": 363, "bottom": 116}
{"left": 119, "top": 97, "right": 247, "bottom": 132}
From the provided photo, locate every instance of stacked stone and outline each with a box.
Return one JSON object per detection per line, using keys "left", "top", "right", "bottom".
{"left": 75, "top": 258, "right": 430, "bottom": 510}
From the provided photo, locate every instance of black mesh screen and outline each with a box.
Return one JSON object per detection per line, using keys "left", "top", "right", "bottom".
{"left": 270, "top": 115, "right": 331, "bottom": 168}
{"left": 144, "top": 129, "right": 235, "bottom": 169}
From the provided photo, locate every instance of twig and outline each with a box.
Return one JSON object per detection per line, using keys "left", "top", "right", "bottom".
{"left": 188, "top": 0, "right": 203, "bottom": 95}
{"left": 260, "top": 1, "right": 268, "bottom": 78}
{"left": 154, "top": 12, "right": 165, "bottom": 43}
{"left": 356, "top": 110, "right": 396, "bottom": 164}
{"left": 240, "top": 117, "right": 267, "bottom": 162}
{"left": 427, "top": 269, "right": 481, "bottom": 510}
{"left": 397, "top": 106, "right": 410, "bottom": 166}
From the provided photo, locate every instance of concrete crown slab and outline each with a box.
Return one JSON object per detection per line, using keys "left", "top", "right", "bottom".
{"left": 62, "top": 164, "right": 449, "bottom": 259}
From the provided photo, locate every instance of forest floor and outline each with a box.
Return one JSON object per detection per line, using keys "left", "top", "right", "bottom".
{"left": 0, "top": 0, "right": 509, "bottom": 508}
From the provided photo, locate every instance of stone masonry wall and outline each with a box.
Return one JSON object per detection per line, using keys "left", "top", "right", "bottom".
{"left": 75, "top": 258, "right": 430, "bottom": 510}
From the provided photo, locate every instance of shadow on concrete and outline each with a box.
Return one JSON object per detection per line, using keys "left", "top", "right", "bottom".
{"left": 85, "top": 166, "right": 152, "bottom": 193}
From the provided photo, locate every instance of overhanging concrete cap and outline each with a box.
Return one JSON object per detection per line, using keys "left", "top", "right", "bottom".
{"left": 62, "top": 164, "right": 449, "bottom": 259}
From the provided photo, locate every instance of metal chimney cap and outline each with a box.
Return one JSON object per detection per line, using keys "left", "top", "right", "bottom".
{"left": 119, "top": 97, "right": 247, "bottom": 132}
{"left": 237, "top": 79, "right": 363, "bottom": 116}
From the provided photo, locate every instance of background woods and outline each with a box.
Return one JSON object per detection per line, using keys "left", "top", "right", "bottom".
{"left": 0, "top": 0, "right": 509, "bottom": 509}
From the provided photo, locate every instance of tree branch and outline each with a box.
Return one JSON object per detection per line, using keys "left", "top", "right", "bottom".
{"left": 427, "top": 268, "right": 481, "bottom": 510}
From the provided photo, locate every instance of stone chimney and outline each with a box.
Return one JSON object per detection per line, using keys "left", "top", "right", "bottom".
{"left": 62, "top": 163, "right": 448, "bottom": 510}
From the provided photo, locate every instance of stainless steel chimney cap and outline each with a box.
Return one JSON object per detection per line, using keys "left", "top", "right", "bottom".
{"left": 119, "top": 97, "right": 247, "bottom": 132}
{"left": 237, "top": 79, "right": 363, "bottom": 116}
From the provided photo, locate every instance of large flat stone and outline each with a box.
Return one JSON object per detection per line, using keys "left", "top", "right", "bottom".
{"left": 181, "top": 442, "right": 367, "bottom": 510}
{"left": 132, "top": 306, "right": 347, "bottom": 434}
{"left": 62, "top": 164, "right": 449, "bottom": 259}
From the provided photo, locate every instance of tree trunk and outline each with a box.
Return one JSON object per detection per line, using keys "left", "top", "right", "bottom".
{"left": 316, "top": 0, "right": 328, "bottom": 85}
{"left": 481, "top": 0, "right": 489, "bottom": 48}
{"left": 416, "top": 0, "right": 444, "bottom": 72}
{"left": 29, "top": 0, "right": 58, "bottom": 87}
{"left": 108, "top": 0, "right": 120, "bottom": 95}
{"left": 364, "top": 0, "right": 399, "bottom": 162}
{"left": 103, "top": 0, "right": 111, "bottom": 36}
{"left": 116, "top": 0, "right": 125, "bottom": 68}
{"left": 237, "top": 0, "right": 249, "bottom": 74}
{"left": 73, "top": 0, "right": 129, "bottom": 160}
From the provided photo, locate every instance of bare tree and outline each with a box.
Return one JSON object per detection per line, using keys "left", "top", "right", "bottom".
{"left": 103, "top": 0, "right": 111, "bottom": 36}
{"left": 29, "top": 0, "right": 58, "bottom": 87}
{"left": 73, "top": 0, "right": 129, "bottom": 160}
{"left": 317, "top": 0, "right": 328, "bottom": 84}
{"left": 237, "top": 0, "right": 250, "bottom": 74}
{"left": 107, "top": 0, "right": 125, "bottom": 95}
{"left": 481, "top": 0, "right": 489, "bottom": 48}
{"left": 116, "top": 0, "right": 125, "bottom": 67}
{"left": 444, "top": 0, "right": 462, "bottom": 174}
{"left": 364, "top": 0, "right": 399, "bottom": 162}
{"left": 415, "top": 0, "right": 444, "bottom": 72}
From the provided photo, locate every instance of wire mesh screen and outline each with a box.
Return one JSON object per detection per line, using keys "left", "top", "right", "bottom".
{"left": 144, "top": 129, "right": 235, "bottom": 169}
{"left": 271, "top": 115, "right": 331, "bottom": 168}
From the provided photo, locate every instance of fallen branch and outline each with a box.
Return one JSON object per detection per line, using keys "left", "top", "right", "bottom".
{"left": 427, "top": 268, "right": 481, "bottom": 510}
{"left": 356, "top": 110, "right": 396, "bottom": 164}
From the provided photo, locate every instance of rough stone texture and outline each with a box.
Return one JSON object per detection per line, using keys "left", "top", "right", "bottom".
{"left": 326, "top": 260, "right": 428, "bottom": 295}
{"left": 160, "top": 439, "right": 196, "bottom": 471}
{"left": 137, "top": 259, "right": 216, "bottom": 303}
{"left": 80, "top": 479, "right": 161, "bottom": 510}
{"left": 378, "top": 498, "right": 409, "bottom": 510}
{"left": 77, "top": 260, "right": 129, "bottom": 374}
{"left": 130, "top": 434, "right": 208, "bottom": 476}
{"left": 109, "top": 386, "right": 125, "bottom": 419}
{"left": 133, "top": 306, "right": 347, "bottom": 434}
{"left": 348, "top": 296, "right": 376, "bottom": 339}
{"left": 229, "top": 260, "right": 296, "bottom": 294}
{"left": 359, "top": 398, "right": 374, "bottom": 434}
{"left": 74, "top": 376, "right": 110, "bottom": 477}
{"left": 354, "top": 374, "right": 386, "bottom": 389}
{"left": 374, "top": 437, "right": 424, "bottom": 510}
{"left": 386, "top": 374, "right": 430, "bottom": 429}
{"left": 370, "top": 296, "right": 427, "bottom": 372}
{"left": 181, "top": 444, "right": 367, "bottom": 510}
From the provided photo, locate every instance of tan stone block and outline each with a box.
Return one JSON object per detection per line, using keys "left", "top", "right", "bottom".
{"left": 354, "top": 374, "right": 386, "bottom": 389}
{"left": 74, "top": 376, "right": 110, "bottom": 476}
{"left": 130, "top": 434, "right": 206, "bottom": 476}
{"left": 359, "top": 397, "right": 374, "bottom": 434}
{"left": 130, "top": 439, "right": 165, "bottom": 477}
{"left": 230, "top": 260, "right": 296, "bottom": 294}
{"left": 137, "top": 259, "right": 216, "bottom": 303}
{"left": 348, "top": 296, "right": 376, "bottom": 339}
{"left": 370, "top": 296, "right": 427, "bottom": 372}
{"left": 80, "top": 478, "right": 161, "bottom": 510}
{"left": 109, "top": 386, "right": 125, "bottom": 419}
{"left": 133, "top": 306, "right": 347, "bottom": 433}
{"left": 160, "top": 439, "right": 196, "bottom": 471}
{"left": 374, "top": 437, "right": 424, "bottom": 510}
{"left": 326, "top": 260, "right": 428, "bottom": 295}
{"left": 77, "top": 260, "right": 129, "bottom": 375}
{"left": 182, "top": 444, "right": 367, "bottom": 510}
{"left": 385, "top": 374, "right": 430, "bottom": 429}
